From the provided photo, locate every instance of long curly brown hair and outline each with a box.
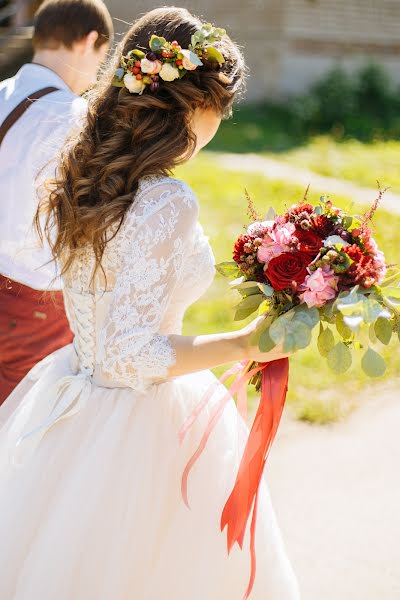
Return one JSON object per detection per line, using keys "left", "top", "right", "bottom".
{"left": 36, "top": 6, "right": 246, "bottom": 278}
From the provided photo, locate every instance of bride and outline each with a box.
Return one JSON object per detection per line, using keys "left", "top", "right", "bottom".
{"left": 0, "top": 7, "right": 300, "bottom": 599}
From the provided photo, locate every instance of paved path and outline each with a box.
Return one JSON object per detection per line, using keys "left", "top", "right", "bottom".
{"left": 216, "top": 151, "right": 400, "bottom": 596}
{"left": 266, "top": 380, "right": 400, "bottom": 600}
{"left": 215, "top": 153, "right": 400, "bottom": 215}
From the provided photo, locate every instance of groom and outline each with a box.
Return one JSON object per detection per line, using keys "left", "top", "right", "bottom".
{"left": 0, "top": 0, "right": 113, "bottom": 403}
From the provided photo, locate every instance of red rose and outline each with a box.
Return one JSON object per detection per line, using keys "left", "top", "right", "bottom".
{"left": 311, "top": 214, "right": 334, "bottom": 238}
{"left": 266, "top": 252, "right": 310, "bottom": 291}
{"left": 295, "top": 228, "right": 324, "bottom": 256}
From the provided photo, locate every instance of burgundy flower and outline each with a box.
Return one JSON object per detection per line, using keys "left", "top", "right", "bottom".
{"left": 284, "top": 203, "right": 314, "bottom": 222}
{"left": 233, "top": 234, "right": 252, "bottom": 263}
{"left": 311, "top": 214, "right": 334, "bottom": 238}
{"left": 342, "top": 244, "right": 381, "bottom": 287}
{"left": 265, "top": 252, "right": 310, "bottom": 291}
{"left": 295, "top": 228, "right": 324, "bottom": 257}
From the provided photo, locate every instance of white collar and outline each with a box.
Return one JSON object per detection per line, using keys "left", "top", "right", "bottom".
{"left": 15, "top": 63, "right": 74, "bottom": 95}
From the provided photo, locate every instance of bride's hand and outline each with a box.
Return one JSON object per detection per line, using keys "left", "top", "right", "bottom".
{"left": 240, "top": 316, "right": 293, "bottom": 363}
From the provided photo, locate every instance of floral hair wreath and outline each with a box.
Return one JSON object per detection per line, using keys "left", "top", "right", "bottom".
{"left": 112, "top": 23, "right": 226, "bottom": 94}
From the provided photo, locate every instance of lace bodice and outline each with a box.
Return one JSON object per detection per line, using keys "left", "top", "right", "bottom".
{"left": 63, "top": 176, "right": 215, "bottom": 392}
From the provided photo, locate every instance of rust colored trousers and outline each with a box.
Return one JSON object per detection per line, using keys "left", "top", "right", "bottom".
{"left": 0, "top": 274, "right": 73, "bottom": 404}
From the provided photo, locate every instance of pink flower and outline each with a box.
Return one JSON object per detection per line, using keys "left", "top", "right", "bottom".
{"left": 299, "top": 266, "right": 339, "bottom": 308}
{"left": 257, "top": 222, "right": 296, "bottom": 265}
{"left": 364, "top": 237, "right": 387, "bottom": 282}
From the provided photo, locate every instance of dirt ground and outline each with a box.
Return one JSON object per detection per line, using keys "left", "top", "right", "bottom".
{"left": 266, "top": 380, "right": 400, "bottom": 600}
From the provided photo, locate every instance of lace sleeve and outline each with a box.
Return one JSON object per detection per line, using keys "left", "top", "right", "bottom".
{"left": 98, "top": 178, "right": 199, "bottom": 392}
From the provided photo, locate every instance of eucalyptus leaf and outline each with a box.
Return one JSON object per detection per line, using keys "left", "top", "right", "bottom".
{"left": 180, "top": 49, "right": 203, "bottom": 66}
{"left": 336, "top": 312, "right": 352, "bottom": 340}
{"left": 361, "top": 347, "right": 386, "bottom": 377}
{"left": 363, "top": 298, "right": 388, "bottom": 323}
{"left": 343, "top": 314, "right": 363, "bottom": 331}
{"left": 317, "top": 326, "right": 335, "bottom": 357}
{"left": 314, "top": 205, "right": 323, "bottom": 215}
{"left": 149, "top": 35, "right": 167, "bottom": 51}
{"left": 259, "top": 327, "right": 276, "bottom": 352}
{"left": 369, "top": 322, "right": 378, "bottom": 344}
{"left": 258, "top": 283, "right": 274, "bottom": 297}
{"left": 215, "top": 261, "right": 241, "bottom": 279}
{"left": 327, "top": 342, "right": 352, "bottom": 374}
{"left": 374, "top": 317, "right": 393, "bottom": 345}
{"left": 294, "top": 305, "right": 320, "bottom": 329}
{"left": 270, "top": 315, "right": 312, "bottom": 353}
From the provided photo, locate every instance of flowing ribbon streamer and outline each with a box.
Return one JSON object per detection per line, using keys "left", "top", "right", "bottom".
{"left": 180, "top": 357, "right": 289, "bottom": 599}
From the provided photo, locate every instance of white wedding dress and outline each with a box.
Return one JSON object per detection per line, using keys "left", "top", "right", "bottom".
{"left": 0, "top": 176, "right": 299, "bottom": 600}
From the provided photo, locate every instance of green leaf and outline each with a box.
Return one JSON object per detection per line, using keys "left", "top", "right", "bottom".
{"left": 215, "top": 261, "right": 241, "bottom": 279}
{"left": 129, "top": 49, "right": 146, "bottom": 58}
{"left": 361, "top": 348, "right": 386, "bottom": 377}
{"left": 336, "top": 312, "right": 352, "bottom": 340}
{"left": 230, "top": 279, "right": 260, "bottom": 297}
{"left": 314, "top": 205, "right": 323, "bottom": 215}
{"left": 374, "top": 317, "right": 393, "bottom": 345}
{"left": 258, "top": 283, "right": 274, "bottom": 297}
{"left": 317, "top": 326, "right": 335, "bottom": 357}
{"left": 259, "top": 327, "right": 276, "bottom": 352}
{"left": 204, "top": 46, "right": 225, "bottom": 64}
{"left": 270, "top": 314, "right": 312, "bottom": 353}
{"left": 234, "top": 294, "right": 263, "bottom": 321}
{"left": 112, "top": 79, "right": 125, "bottom": 88}
{"left": 327, "top": 342, "right": 352, "bottom": 374}
{"left": 258, "top": 299, "right": 272, "bottom": 315}
{"left": 342, "top": 216, "right": 353, "bottom": 229}
{"left": 178, "top": 68, "right": 187, "bottom": 79}
{"left": 149, "top": 35, "right": 167, "bottom": 51}
{"left": 369, "top": 322, "right": 378, "bottom": 344}
{"left": 381, "top": 286, "right": 400, "bottom": 299}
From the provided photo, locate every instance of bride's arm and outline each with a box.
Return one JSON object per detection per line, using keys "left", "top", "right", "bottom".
{"left": 168, "top": 317, "right": 289, "bottom": 378}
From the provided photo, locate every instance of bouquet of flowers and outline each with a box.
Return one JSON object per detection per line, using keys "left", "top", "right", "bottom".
{"left": 217, "top": 190, "right": 400, "bottom": 379}
{"left": 182, "top": 189, "right": 399, "bottom": 600}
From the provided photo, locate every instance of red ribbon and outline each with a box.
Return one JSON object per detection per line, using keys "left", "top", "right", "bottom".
{"left": 179, "top": 357, "right": 289, "bottom": 600}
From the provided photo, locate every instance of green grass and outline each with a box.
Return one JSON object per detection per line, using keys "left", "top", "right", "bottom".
{"left": 175, "top": 154, "right": 400, "bottom": 424}
{"left": 278, "top": 136, "right": 400, "bottom": 194}
{"left": 209, "top": 103, "right": 305, "bottom": 153}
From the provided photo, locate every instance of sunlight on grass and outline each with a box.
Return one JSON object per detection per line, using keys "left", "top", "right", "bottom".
{"left": 278, "top": 136, "right": 400, "bottom": 194}
{"left": 175, "top": 154, "right": 400, "bottom": 424}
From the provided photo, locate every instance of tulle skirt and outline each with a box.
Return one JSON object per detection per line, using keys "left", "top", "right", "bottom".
{"left": 0, "top": 345, "right": 299, "bottom": 599}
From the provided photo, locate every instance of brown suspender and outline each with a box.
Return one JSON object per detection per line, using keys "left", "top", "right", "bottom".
{"left": 0, "top": 86, "right": 59, "bottom": 147}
